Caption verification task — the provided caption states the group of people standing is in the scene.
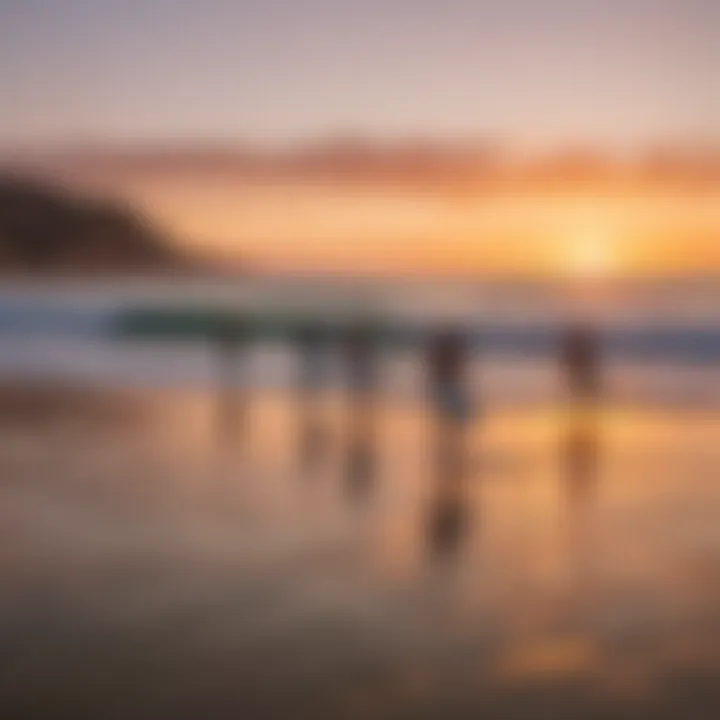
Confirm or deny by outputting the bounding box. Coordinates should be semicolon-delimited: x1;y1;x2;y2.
337;321;601;428
215;319;603;562
297;321;602;479
217;318;602;462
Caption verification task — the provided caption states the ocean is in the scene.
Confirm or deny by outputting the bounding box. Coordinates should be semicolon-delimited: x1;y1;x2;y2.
0;275;718;408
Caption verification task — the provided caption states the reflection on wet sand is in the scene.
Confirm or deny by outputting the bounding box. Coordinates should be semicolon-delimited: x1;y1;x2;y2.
298;412;327;475
562;409;600;513
2;380;720;719
344;407;376;502
558;403;602;608
426;417;474;562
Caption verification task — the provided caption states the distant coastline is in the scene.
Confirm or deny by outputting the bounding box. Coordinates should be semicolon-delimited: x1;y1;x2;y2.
0;172;206;276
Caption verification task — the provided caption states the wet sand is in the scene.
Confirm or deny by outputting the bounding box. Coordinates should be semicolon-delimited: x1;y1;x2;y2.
1;384;720;718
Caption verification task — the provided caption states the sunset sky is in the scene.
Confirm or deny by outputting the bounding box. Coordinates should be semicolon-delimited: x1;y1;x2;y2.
1;0;718;276
1;0;717;148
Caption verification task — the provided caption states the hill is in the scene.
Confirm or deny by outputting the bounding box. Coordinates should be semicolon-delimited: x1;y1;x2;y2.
0;174;183;273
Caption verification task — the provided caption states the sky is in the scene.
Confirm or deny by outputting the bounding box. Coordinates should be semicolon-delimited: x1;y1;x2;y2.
1;0;718;150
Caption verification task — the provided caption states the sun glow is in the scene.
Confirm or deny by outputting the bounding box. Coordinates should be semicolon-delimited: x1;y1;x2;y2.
564;226;617;281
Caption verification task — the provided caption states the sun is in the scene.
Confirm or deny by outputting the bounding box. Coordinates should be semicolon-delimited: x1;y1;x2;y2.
564;227;616;281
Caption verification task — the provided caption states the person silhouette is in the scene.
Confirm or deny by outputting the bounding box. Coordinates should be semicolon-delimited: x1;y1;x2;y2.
214;321;245;444
343;321;379;501
345;320;378;400
562;324;601;405
429;327;473;416
427;327;474;463
296;323;328;474
560;323;602;509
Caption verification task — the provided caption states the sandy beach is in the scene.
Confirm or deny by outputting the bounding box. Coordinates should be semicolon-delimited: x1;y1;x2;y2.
1;382;719;718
